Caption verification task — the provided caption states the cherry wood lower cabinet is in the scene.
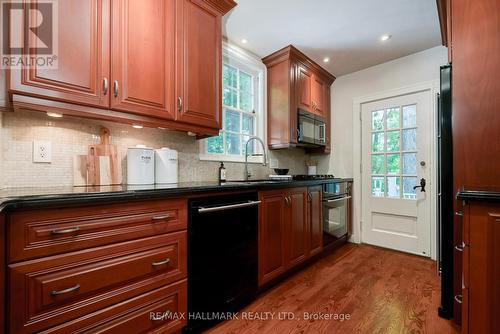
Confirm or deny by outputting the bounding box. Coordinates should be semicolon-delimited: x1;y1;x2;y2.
5;199;188;334
461;201;500;334
258;186;323;286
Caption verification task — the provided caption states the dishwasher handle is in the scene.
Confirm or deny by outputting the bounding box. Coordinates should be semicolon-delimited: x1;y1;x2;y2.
197;200;261;213
324;196;352;203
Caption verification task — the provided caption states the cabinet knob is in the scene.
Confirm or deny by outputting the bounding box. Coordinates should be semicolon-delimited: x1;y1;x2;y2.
113;80;119;97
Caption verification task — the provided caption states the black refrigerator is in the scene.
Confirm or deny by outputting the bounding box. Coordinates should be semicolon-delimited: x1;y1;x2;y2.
437;64;454;319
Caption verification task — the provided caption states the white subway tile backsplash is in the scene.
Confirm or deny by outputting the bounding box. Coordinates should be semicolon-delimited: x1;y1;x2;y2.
0;110;309;188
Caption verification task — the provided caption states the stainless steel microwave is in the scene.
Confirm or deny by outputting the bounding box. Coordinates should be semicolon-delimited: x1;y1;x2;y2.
297;109;326;146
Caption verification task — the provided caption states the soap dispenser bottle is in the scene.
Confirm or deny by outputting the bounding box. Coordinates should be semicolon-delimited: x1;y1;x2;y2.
219;162;226;183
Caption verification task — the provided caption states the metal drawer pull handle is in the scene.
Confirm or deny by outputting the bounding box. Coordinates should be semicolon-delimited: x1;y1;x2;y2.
197;200;261;213
51;226;80;235
51;283;80;296
113;80;119;97
454;294;462;304
103;77;108;95
455;242;465;252
152;214;171;221
325;196;352;203
178;96;183;112
455;211;463;216
152;258;170;267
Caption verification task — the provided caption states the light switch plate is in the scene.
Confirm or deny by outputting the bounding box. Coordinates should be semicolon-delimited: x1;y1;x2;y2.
269;158;278;169
33;140;52;163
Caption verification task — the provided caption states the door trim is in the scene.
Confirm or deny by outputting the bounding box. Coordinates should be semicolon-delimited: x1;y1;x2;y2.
351;80;439;259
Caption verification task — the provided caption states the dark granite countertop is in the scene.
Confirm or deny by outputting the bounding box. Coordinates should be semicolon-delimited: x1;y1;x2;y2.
456;186;500;202
0;178;353;212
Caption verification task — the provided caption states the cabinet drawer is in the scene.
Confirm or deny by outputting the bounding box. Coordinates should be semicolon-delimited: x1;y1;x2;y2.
8;198;187;262
40;279;187;334
9;232;187;334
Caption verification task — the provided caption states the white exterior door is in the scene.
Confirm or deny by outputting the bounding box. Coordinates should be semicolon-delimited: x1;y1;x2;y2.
361;91;431;256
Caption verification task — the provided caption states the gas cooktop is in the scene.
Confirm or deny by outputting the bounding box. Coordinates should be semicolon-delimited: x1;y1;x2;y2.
292;174;335;181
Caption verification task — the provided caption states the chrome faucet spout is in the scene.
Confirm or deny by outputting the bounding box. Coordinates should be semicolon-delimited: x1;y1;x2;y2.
244;137;267;180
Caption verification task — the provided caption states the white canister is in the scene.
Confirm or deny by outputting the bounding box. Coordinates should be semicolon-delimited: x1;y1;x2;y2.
155;147;178;184
127;145;155;185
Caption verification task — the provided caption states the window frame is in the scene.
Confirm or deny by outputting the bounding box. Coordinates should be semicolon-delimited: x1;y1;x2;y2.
199;42;266;164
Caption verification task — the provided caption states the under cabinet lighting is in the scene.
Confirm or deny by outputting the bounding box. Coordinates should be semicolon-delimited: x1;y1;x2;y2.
132;124;143;129
380;34;392;41
46;112;63;118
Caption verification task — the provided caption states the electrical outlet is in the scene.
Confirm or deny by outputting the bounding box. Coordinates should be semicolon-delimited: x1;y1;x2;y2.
33;140;52;163
269;158;278;169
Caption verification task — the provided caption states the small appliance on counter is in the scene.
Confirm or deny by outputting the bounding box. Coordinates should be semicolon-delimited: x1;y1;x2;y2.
127;145;155;185
306;160;318;175
155;147;178;184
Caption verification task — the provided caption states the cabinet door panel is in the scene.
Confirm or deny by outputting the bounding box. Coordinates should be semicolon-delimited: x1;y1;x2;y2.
176;0;221;129
297;66;312;113
287;188;308;267
468;204;500;334
309;186;323;256
311;74;325;116
111;0;175;119
258;191;286;286
9;0;110;108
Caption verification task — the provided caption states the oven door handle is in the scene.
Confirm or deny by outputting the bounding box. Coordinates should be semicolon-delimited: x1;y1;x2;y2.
324;196;351;203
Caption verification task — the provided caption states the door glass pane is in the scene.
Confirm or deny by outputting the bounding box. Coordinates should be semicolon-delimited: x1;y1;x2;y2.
372;110;384;131
372;177;385;197
403;105;417;128
206;133;224;154
403;177;418;199
386;131;400;151
387;176;401;198
387;154;401;174
386;107;400;129
403;153;417;174
402;129;417;151
371;155;385;174
226;133;241;155
225;110;240;132
372;132;385;152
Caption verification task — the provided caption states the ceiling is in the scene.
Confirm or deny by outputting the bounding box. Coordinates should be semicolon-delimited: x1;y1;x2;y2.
223;0;442;76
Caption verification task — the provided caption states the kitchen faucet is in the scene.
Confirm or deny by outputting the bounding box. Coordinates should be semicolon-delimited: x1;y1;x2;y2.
244;137;267;180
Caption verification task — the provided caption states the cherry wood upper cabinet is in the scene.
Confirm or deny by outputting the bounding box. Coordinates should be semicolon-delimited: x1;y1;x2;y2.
9;0;110;108
308;186;323;257
258;190;287;286
176;0;223;128
262;45;335;151
297;66;312;113
110;0;175;119
311;74;325;117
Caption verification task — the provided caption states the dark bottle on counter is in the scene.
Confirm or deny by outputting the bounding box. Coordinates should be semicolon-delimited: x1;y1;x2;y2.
219;162;226;183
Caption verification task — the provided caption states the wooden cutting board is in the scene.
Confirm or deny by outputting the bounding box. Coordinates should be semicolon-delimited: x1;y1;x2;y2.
73;127;122;186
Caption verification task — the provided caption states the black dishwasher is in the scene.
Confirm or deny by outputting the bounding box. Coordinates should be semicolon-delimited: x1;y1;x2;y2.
186;192;259;333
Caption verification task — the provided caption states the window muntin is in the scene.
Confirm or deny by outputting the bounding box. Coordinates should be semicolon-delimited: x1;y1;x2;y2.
371;104;418;199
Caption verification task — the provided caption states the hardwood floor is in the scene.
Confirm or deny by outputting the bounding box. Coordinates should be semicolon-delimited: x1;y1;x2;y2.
206;244;459;334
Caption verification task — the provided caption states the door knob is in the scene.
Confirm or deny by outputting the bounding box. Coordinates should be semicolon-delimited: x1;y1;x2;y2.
413;178;426;192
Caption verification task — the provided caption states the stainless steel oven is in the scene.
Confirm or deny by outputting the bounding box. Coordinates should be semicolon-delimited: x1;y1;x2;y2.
323;181;351;246
297;109;326;146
